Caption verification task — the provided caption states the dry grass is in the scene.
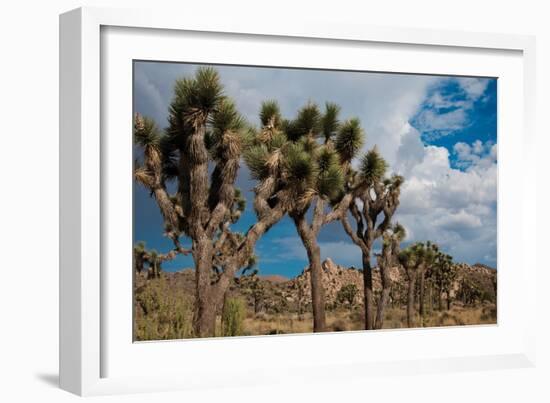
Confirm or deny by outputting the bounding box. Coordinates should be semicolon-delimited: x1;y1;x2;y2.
240;304;496;336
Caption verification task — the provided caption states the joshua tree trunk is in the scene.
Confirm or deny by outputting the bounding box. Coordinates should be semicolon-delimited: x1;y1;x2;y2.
193;295;217;338
406;270;417;328
294;213;326;332
428;283;433;313
438;287;443;311
374;274;391;329
308;241;326;332
374;225;404;329
134;254;144;274
362;252;374;330
192;238;218;337
418;269;426;323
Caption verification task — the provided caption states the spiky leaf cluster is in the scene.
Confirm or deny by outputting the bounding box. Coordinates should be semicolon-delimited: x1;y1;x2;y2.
383;222;407;247
392;222;407;242
260;100;282;128
174;67;223;114
243;144;270;180
210;99;246;135
243;101;289;182
283;103;322;141
167;67;225;139
316;147;344;200
134;114;161;148
206;99;248;161
134;241;146;253
321;102;341;143
284;142;317;185
335;118;365;163
360;146;388;183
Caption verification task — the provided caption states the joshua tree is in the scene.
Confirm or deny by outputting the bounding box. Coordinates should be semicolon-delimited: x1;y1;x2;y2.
246;101;363;332
133;241;177;279
238;268;265;314
147;250;161;279
430;252;456;310
374;223;406;329
133;242;147;274
458;277;482;307
339;147;404;330
398;242;437;327
134;68;290;337
417;242;439;321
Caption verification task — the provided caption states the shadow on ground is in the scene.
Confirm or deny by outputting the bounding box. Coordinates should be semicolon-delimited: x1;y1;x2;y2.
35;373;59;388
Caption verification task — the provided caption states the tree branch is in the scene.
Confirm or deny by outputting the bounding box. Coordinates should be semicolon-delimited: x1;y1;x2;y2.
322;193;354;225
341;215;368;254
205;203;228;238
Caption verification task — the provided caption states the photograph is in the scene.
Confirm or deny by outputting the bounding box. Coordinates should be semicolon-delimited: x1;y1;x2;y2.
132;61;498;341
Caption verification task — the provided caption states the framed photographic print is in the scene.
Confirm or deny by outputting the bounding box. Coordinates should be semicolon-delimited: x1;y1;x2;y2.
60;6;537;396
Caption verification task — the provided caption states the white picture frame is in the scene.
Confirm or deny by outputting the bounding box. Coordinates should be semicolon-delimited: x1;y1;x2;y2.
59;6;537;396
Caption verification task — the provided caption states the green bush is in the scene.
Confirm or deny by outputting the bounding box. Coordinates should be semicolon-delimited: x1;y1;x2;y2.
337;283;358;307
134;277;193;340
222;297;246;337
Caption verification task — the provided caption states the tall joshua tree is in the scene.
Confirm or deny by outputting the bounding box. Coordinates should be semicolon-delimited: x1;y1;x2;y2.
133;242;148;275
134;68;290;337
417;242;438;322
430;252;455;310
398;242;437;327
374;223;406;329
245;101;361;332
339;147;404;330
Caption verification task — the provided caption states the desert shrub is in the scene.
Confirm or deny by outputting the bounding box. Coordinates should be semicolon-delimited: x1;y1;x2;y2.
134;277;193;340
270;297;289;314
337;283;358;307
222;297;246;337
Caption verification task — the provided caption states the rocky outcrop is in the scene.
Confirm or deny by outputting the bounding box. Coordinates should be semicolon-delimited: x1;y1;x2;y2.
285;258;404;310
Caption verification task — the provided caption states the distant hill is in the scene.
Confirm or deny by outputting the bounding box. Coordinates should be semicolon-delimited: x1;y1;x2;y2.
259;274;289;283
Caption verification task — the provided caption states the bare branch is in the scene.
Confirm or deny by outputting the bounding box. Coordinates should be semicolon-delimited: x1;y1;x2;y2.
341;215;369;254
322;193;354;225
172;237;192;256
205;203;228;238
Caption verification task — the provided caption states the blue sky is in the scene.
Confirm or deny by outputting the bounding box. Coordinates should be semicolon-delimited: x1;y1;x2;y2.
133;61;497;277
